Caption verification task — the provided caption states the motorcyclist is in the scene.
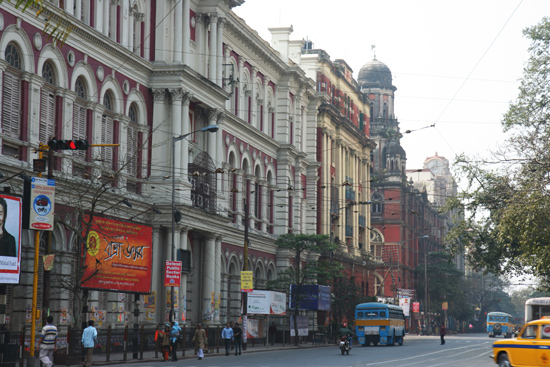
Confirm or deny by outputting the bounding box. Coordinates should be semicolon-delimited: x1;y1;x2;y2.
338;324;354;348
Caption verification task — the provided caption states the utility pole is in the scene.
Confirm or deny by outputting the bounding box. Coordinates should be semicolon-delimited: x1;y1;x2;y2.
424;251;428;334
241;198;249;350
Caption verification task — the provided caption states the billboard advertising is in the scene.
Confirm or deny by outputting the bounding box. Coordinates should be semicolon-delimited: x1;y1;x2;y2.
28;177;55;231
289;284;331;311
247;290;286;315
164;261;182;287
0;194;22;283
81;215;153;293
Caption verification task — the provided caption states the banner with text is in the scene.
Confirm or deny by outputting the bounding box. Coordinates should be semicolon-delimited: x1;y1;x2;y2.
164;261;182;287
81;215;153;293
247;290;286;315
241;271;253;292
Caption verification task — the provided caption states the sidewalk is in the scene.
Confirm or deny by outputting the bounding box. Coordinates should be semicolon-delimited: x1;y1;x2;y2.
84;341;332;366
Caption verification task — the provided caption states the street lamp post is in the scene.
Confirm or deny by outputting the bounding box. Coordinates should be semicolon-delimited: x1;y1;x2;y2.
170;125;218;321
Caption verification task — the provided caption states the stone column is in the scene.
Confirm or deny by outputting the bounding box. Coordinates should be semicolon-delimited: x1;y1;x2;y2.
251;66;258;128
206;109;219;161
103;0;110;36
182;0;191;65
263;78;270;134
96;0;104;34
181;92;193;182
202;236;216;324
214;236;222;323
238;57;245;120
196;13;205;75
174;0;183;63
234;169;243;224
170;89;183;181
208;13;218;83
65;0;75;15
128;6;135;50
217;18;226;87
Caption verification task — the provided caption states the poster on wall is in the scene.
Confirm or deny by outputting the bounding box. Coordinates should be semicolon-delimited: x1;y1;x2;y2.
80;215;153;293
0;194;22;284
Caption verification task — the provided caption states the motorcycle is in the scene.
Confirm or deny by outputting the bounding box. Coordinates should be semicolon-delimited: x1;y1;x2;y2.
339;339;351;355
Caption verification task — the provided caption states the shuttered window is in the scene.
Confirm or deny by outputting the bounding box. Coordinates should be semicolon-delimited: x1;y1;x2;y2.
127;122;138;177
2;43;22;146
73;78;87;162
39;89;56;143
102;92;114;168
2;71;21;139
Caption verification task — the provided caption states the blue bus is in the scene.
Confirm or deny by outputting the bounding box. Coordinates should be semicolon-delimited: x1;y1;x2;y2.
487;311;514;338
355;302;405;346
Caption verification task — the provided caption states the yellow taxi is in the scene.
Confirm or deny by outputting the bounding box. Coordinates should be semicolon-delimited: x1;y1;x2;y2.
491;317;550;366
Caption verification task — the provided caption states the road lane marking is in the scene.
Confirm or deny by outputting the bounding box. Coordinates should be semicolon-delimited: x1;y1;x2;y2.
366;343;492;365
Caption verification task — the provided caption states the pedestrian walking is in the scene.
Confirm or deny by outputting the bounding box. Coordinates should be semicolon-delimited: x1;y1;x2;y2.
192;323;207;360
170;321;181;361
159;324;171;361
440;322;446;345
268;322;277;346
233;322;242;355
81;320;97;367
39;316;57;367
221;322;234;356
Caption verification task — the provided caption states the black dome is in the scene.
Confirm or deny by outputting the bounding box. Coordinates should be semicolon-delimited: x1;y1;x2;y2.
358;59;393;88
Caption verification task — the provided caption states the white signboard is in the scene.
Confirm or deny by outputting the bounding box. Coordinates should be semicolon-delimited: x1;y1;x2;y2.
399;296;411;317
28;178;55;231
247;290;286;315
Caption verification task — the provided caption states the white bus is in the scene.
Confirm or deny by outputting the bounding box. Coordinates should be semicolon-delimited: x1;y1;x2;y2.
525;297;550;322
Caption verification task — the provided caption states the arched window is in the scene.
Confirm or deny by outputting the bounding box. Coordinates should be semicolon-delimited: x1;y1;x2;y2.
73;77;88;166
254;165;261;227
372;192;383;214
101;91;115;169
39;62;58;145
2;43;23;158
127;103;139;178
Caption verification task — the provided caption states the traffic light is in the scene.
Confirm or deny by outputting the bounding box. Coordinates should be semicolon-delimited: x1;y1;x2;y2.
48;139;89;150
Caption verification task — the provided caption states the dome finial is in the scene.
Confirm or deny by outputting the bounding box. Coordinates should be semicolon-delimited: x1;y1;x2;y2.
371;43;376;59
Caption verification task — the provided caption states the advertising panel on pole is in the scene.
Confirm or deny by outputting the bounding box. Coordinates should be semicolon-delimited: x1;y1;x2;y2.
80;215;153;293
289;284;331;310
290;315;309;336
247;290;286;315
412;302;420;313
0;194;22;284
164;261;182;287
399;296;411;317
27;177;56;231
240;270;253;292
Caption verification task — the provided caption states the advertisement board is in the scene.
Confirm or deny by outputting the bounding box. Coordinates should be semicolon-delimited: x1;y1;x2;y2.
247;290;286;315
27;177;55;231
0;194;22;283
290;315;309;336
289;284;331;311
80;215;153;293
412;302;420;313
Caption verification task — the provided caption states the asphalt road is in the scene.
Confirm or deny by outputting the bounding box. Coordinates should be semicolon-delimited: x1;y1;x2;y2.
121;333;497;367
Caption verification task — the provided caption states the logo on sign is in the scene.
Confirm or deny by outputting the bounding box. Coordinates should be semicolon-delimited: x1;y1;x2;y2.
33;195;51;216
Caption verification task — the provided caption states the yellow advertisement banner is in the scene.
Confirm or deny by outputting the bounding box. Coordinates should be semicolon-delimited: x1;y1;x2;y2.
241;271;253;292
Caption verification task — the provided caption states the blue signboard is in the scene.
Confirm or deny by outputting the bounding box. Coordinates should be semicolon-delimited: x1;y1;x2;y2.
289;284;331;311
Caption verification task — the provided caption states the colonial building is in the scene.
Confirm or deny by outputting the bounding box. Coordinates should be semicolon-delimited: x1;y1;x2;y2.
358;58;450;318
0;0;319;334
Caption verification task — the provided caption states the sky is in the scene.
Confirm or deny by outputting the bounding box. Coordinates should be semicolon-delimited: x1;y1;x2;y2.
233;0;550;173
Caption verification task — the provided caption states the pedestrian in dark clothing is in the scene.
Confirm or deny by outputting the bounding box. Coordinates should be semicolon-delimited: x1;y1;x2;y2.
221;322;234;356
233;322;242;355
440;322;446;345
269;322;277;346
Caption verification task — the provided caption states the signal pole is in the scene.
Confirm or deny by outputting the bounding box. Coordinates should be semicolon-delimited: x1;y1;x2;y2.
241;198;249;350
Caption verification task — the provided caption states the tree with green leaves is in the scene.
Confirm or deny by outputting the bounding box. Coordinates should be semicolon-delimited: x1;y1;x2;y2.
267;233;342;345
447;16;550;283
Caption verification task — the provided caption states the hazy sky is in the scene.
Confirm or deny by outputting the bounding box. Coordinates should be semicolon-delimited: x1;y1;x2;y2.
234;0;549;173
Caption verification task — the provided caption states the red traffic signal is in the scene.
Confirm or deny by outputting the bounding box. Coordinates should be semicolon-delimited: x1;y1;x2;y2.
48;139;89;150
